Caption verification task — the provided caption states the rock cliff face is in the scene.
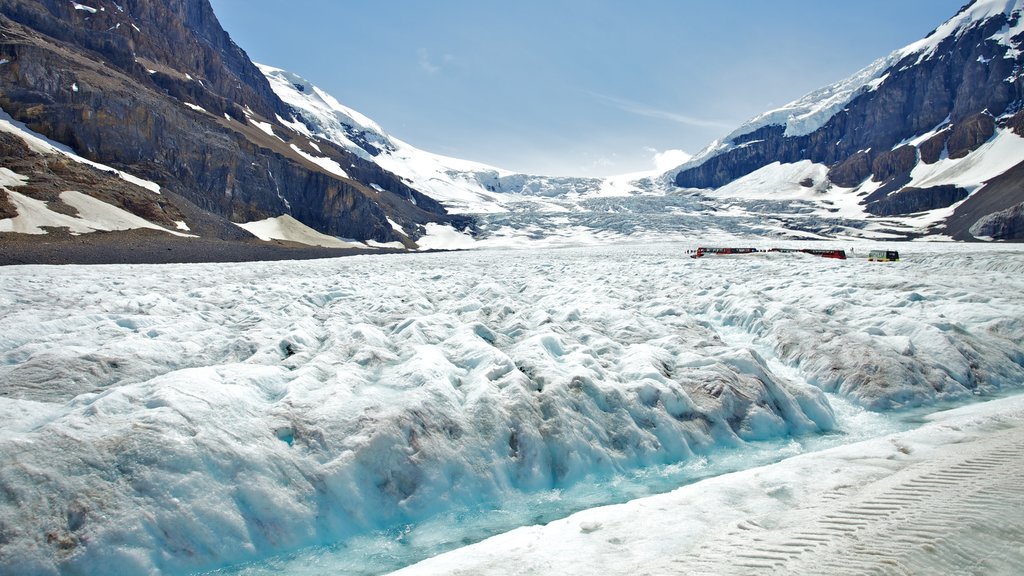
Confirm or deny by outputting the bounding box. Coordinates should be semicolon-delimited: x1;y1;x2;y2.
673;0;1024;240
0;0;465;246
970;201;1024;237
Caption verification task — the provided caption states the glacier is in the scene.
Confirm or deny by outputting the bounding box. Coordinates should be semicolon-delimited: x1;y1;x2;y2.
392;391;1024;576
1;242;1023;575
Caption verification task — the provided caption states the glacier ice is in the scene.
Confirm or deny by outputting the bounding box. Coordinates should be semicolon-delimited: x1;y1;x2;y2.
0;243;1022;574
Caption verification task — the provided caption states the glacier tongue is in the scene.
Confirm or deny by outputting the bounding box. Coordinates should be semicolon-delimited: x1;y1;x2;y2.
1;244;1023;574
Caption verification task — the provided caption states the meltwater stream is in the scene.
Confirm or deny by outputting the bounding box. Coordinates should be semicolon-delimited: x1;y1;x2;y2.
205;394;928;576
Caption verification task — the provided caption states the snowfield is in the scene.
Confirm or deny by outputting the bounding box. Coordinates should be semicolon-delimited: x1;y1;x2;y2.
1;243;1023;575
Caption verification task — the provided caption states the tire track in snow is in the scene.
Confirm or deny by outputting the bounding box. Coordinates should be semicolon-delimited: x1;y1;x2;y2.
676;430;1024;575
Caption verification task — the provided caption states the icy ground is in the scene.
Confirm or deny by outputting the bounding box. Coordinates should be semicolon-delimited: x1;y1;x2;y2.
1;243;1023;575
395;391;1024;576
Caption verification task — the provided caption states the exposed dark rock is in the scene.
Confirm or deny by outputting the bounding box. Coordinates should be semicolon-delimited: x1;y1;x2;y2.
864;185;968;217
947;112;996;159
0;0;469;252
0;189;16;220
1004;109;1024;136
862;171;914;205
969;202;1024;239
0;129;186;227
944;158;1024;240
675;124;799;190
871;145;918;183
675;9;1024;194
670;6;1024;241
827;150;872;188
0;0;285;120
919;129;949;164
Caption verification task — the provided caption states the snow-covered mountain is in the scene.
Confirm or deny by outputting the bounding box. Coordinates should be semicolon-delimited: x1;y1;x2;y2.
671;0;1024;241
261;65;707;248
6;0;1020;261
260;65;658;213
0;0;469;260
254;0;1024;245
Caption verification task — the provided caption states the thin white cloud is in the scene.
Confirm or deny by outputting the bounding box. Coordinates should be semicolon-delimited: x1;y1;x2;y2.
417;48;454;75
591;92;733;129
418;48;440;74
582;155;617;173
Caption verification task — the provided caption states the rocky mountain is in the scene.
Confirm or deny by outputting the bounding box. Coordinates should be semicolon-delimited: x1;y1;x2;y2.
670;0;1024;241
0;0;469;258
258;0;1024;246
3;0;1022;261
259;65;618;216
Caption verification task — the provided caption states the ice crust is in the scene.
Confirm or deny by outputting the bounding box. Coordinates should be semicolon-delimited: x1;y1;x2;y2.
394;391;1024;576
1;244;1022;574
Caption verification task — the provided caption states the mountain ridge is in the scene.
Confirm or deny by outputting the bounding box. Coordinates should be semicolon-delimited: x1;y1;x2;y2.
255;0;1024;244
2;0;1023;265
0;0;469;257
669;0;1024;240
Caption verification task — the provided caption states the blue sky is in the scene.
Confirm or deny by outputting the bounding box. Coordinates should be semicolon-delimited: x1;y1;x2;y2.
209;0;967;177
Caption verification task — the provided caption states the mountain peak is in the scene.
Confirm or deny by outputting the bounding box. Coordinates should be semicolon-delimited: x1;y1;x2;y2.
900;0;1023;62
671;0;1024;240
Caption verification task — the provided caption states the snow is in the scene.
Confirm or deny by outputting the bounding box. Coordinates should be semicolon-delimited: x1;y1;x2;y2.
0;190;190;236
236;214;358;248
1;190;100;234
0;115;175;237
670;128;1024;240
385;218;408;238
737;52;901;140
264;57;992;242
898;0;1023;64
247;4;1021;245
288;143;349;179
248;117;277;138
708;160;830;200
364;239;406;250
895;115;951;148
59;191;190;236
0;166;29;188
1;243;1022;575
0;107;162;194
670;0;1024;179
257;65;389;151
414;222;478;250
72;2;98;13
257;64;619;214
183;102;207;113
908;127;1024;192
395;392;1024;576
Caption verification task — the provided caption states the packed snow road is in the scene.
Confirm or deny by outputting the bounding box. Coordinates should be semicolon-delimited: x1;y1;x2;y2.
0;243;1022;575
